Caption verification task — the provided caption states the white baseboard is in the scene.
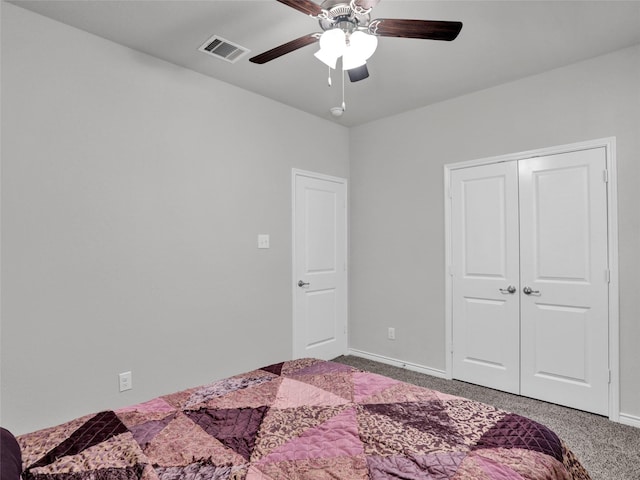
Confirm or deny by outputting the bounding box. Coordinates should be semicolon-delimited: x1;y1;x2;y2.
347;349;448;379
618;412;640;429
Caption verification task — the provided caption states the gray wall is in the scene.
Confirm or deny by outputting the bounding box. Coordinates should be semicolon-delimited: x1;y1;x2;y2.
349;44;640;419
0;4;349;434
2;3;639;435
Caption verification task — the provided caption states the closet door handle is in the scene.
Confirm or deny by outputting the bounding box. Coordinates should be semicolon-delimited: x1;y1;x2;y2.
499;285;517;294
523;286;540;295
298;280;310;288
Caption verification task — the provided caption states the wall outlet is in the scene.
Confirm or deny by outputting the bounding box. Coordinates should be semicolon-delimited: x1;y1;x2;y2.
119;371;132;392
257;234;270;249
388;327;396;340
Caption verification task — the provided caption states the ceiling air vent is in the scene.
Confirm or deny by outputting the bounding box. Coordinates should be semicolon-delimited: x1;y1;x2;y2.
198;35;250;63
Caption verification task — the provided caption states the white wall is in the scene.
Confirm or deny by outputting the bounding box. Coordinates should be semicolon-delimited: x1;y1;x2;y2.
349;44;640;419
0;4;349;434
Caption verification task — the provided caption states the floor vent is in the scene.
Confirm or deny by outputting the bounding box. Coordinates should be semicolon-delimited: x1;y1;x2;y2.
198;35;250;63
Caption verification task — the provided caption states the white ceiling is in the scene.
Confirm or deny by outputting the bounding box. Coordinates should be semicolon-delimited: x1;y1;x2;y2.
9;0;640;126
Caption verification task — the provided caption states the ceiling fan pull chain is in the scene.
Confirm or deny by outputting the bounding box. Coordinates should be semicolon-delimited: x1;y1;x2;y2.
342;66;346;111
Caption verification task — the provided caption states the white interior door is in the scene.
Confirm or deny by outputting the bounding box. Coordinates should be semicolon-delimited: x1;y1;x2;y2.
293;170;347;360
519;149;609;415
451;162;520;394
450;147;610;415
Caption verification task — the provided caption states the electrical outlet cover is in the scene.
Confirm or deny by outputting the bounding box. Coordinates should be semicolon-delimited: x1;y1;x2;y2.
119;371;132;392
257;234;270;249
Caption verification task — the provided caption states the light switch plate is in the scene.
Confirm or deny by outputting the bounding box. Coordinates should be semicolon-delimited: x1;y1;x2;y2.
258;234;270;249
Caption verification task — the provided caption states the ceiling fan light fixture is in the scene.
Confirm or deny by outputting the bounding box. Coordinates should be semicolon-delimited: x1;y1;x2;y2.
316;28;378;70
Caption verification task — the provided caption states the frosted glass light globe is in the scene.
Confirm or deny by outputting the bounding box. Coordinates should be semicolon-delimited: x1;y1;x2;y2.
342;47;366;70
319;29;347;57
349;31;378;60
314;29;347;69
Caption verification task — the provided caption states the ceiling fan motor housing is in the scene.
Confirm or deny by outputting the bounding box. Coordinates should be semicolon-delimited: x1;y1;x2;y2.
318;1;371;33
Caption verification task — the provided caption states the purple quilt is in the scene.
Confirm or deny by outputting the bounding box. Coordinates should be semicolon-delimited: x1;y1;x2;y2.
18;358;591;480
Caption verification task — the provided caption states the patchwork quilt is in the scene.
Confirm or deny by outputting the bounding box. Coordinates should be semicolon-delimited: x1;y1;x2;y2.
18;358;591;480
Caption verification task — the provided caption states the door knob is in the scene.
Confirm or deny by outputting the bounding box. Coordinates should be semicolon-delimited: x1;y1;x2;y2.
523;286;540;295
298;280;310;287
499;285;517;294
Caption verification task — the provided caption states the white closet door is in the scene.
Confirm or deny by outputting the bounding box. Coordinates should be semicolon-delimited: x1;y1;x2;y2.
519;149;609;415
451;162;521;394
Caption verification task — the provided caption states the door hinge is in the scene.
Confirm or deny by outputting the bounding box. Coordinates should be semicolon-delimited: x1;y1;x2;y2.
606;269;611;283
608;370;612;384
603;169;609;183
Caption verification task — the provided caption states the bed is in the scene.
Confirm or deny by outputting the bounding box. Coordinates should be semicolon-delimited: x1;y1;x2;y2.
17;358;591;480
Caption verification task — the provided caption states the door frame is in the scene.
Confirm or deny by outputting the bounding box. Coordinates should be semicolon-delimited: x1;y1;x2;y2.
444;137;619;421
291;168;348;360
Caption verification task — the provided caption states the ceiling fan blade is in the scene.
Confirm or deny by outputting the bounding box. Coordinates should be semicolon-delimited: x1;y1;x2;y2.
347;64;370;82
276;0;323;17
369;19;463;41
352;0;381;10
249;34;319;64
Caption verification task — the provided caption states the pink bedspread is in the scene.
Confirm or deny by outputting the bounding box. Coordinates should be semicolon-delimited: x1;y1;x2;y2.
18;358;591;479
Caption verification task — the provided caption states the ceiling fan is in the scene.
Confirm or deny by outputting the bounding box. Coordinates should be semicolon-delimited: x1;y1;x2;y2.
249;0;463;82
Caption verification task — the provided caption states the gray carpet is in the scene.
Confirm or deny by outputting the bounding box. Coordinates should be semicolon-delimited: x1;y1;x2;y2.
333;355;640;480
